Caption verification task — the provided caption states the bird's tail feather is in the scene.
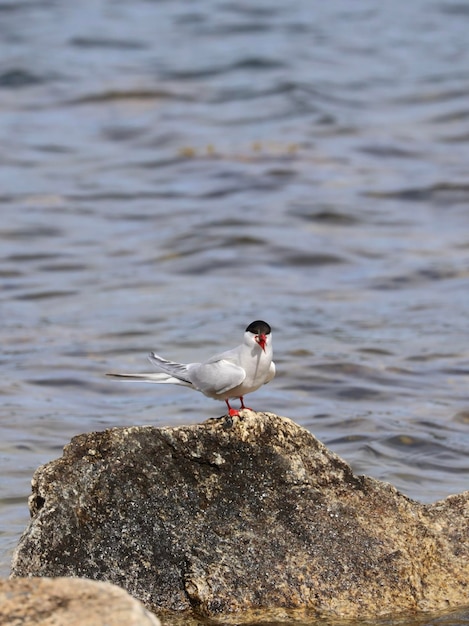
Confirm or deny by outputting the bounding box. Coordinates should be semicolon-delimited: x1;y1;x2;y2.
106;372;191;386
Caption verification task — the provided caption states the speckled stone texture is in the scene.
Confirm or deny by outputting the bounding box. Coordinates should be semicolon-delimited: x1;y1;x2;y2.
0;577;161;626
10;412;469;623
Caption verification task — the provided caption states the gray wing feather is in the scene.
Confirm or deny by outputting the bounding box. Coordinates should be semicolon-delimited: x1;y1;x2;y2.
188;359;246;395
148;352;192;384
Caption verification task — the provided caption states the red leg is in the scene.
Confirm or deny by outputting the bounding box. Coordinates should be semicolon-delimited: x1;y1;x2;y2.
225;399;239;417
239;397;252;411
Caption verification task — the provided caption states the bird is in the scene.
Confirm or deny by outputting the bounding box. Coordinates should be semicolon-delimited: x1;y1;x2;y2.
107;320;275;416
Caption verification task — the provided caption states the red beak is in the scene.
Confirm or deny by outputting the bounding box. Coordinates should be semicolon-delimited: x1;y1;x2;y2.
256;334;267;352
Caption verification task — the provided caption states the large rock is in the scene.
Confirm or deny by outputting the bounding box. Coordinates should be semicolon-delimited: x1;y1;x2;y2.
11;412;469;623
0;577;160;626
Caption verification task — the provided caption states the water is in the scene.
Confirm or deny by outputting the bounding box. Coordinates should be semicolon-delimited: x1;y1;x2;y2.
1;0;469;623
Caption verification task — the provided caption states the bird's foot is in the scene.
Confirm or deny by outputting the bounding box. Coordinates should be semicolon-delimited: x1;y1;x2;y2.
226;399;254;416
239;397;252;411
225;400;239;417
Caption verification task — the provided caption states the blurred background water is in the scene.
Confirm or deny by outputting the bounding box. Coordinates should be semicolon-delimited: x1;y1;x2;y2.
1;0;469;623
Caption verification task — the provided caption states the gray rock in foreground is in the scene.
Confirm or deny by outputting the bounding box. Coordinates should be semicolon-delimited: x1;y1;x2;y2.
0;577;161;626
11;412;469;623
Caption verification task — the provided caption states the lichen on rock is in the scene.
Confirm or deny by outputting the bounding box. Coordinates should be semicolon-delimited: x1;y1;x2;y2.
10;412;469;623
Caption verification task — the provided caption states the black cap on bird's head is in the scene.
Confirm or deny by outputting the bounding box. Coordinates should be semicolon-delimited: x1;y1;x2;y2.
246;320;271;352
246;320;271;335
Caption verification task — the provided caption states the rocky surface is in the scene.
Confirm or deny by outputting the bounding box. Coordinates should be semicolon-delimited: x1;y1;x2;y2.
10;412;469;623
0;576;160;626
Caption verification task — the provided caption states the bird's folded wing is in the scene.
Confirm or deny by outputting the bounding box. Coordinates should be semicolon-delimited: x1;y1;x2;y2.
188;359;246;395
265;361;276;384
